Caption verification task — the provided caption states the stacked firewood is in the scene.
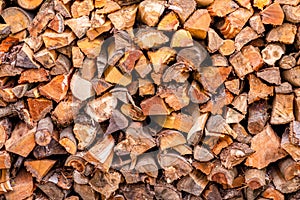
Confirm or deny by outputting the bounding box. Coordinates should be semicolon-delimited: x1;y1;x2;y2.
0;0;299;199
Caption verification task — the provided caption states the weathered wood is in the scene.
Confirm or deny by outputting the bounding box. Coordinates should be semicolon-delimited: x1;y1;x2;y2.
278;157;300;181
208;162;237;186
34;49;57;69
207;0;239;17
71;0;94;18
48;13;65;33
262;187;285;200
65;16;91;39
27;98;53;121
16;43;40;69
157;11;180;31
42;29;76;50
108;5;138;30
229;52;253;79
271;166;300;194
35;117;53;146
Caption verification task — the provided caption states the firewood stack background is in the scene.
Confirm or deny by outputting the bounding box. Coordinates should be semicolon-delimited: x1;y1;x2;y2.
0;0;299;199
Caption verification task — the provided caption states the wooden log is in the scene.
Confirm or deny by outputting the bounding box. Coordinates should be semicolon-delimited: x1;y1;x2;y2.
39;74;69;102
184;9;211;39
71;0;94;18
282;5;300;23
33;139;67;159
4;170;33;200
154;182;181;200
266;23;297;45
52;99;80;127
193;145;214;162
77;37;102;59
27;98;53;121
169;0;195;23
229;52;253;79
281;128;300;161
220;142;254;169
107;5;138;30
262;44;285;66
86;20;112;40
119;50;143;73
261;3;284;25
34;49;57;69
245;169;266;190
207;0;239;17
158;130;186;151
5;122;36;157
135;28;169;50
278;157;300;181
219;39;235;56
72;46;84;68
218;8;253;39
253;0;272;9
18;68;49;84
262;187;284;200
248;74;273;105
138;0;165;26
65;16;91;39
235;27;259;51
271;166;300;194
89;170;121;198
1;7;32;34
27;0;55;37
158;153;193;183
70;72;95;101
85;92;117;122
289;121;300;147
279;55;296;70
206;115;237;139
48;13;65;33
208;162;238;186
54;0;71;18
0;118;11;150
141;96;171;115
42;29;76;50
16;43;40;69
245;124;287;169
249;14;265;34
270;94;294;125
35;117;53;146
17;0;43;10
177;170;209;196
37;182;64;200
157;11;180;31
283;66;300;87
74;183;99;200
24;159;56;181
247;100;269;135
96;0;121;14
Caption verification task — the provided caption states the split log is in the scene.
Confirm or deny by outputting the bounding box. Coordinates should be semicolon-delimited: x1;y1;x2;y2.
248;74;274;104
52;99;80;127
177;170;209;196
70;72;95;101
135;28;169;50
279;55;296;70
234;27;259;51
5;122;36;157
154;182;182;200
169;0;195;23
257;67;281;85
71;0;94;18
28;0;55;37
219;39;235;56
34;49;57;69
158;153;193;183
220;142;254;169
77;37;102;59
16;43;40;69
248;100;269;135
266;23;297;44
184;9;211;39
270;94;294;125
281;128;300;161
229;52;253;79
261;3;284;25
138;0;165;26
89;170;121;198
1;7;32;34
282;5;300;23
54;0;71;18
37;182;64;200
207;0;239;17
245;124;287;169
4;170;33;200
96;0;120;14
157;11;180;31
24;159;56;181
107;5;138;30
262;187;284;200
0;118;11;149
72;46;84;68
65;16;91;39
42;29;76;50
74;183;99;200
249;14;265;34
39;74;69;102
18;68;49;84
33;139;67;159
193;145;214;162
241;45;264;71
282;66;300;87
48;13;65;33
27;98;53;121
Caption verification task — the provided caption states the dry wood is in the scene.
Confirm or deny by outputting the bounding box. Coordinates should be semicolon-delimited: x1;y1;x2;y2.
48;13;65;33
77;37;102;59
208;162;237;186
157;11;180;31
35;117;53;146
229;52;253;79
279;55;296;70
169;0;195;23
245;125;287;169
207;0;239;17
184;9;211;39
71;0;94;18
270;94;294;125
1;7;32;34
245;169;266;190
4;170;33;200
42;29;76;50
39;74;69;102
278;157;300;181
95;0;120;14
267;23;297;44
248;74;274;104
261;3;284;25
24;159;56;181
16;43;40;69
108;5;138;30
138;0;165;26
34;49;57;69
5;122;36;157
271;166;300;194
262;187;284;200
65;16;91;39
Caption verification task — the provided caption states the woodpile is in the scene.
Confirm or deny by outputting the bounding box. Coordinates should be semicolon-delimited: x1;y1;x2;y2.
0;0;299;199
